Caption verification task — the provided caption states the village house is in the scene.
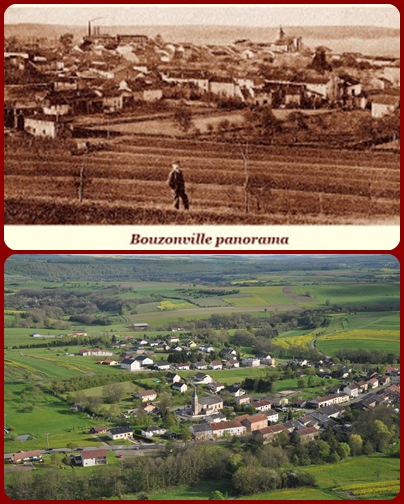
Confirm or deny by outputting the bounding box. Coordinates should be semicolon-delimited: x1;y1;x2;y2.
267;396;289;407
135;355;154;366
167;335;180;343
194;361;208;370
165;372;181;383
210;420;246;438
89;425;107;435
235;395;251;406
198;346;214;353
172;382;188;393
176;363;190;371
190;423;213;440
242;357;260;367
207;381;225;393
141;403;159;415
108;427;133;440
24;114;72;139
306;393;349;409
12;450;42;464
250;399;272;412
252;424;289;443
219;348;237;359
187;340;198;348
141;426;166;438
378;375;391;386
224;384;246;397
120;358;141;372
79;449;107;467
99;360;119;366
135;390;157;402
264;410;279;423
209;360;223;370
238;413;268;432
368;377;379;389
203;412;226;423
79;349;113;357
343;383;359;398
296;426;320;443
256;354;276;366
385;366;399;375
370;94;400;118
154;361;171;370
225;359;240;368
193;373;213;384
356;381;369;392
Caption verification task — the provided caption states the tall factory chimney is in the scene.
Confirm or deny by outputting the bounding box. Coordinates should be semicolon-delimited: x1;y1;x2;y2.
88;21;92;39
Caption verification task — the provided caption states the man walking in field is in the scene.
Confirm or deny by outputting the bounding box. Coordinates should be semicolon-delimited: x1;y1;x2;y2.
167;161;189;210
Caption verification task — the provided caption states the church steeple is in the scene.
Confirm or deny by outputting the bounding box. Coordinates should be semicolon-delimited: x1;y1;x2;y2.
191;386;198;416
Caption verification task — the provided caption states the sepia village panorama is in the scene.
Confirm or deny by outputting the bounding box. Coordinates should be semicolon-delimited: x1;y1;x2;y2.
4;8;400;225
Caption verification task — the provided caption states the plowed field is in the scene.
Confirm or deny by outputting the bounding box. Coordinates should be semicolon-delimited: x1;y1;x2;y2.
4;135;400;224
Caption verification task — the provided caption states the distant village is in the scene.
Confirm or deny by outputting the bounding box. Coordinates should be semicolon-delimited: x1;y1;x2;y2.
4;24;401;139
13;325;400;467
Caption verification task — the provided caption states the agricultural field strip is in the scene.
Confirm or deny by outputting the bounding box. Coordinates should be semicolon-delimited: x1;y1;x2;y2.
5;177;399;205
5;155;400;176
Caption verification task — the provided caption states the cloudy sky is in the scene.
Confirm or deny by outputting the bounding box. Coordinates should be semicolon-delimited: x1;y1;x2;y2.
4;4;400;28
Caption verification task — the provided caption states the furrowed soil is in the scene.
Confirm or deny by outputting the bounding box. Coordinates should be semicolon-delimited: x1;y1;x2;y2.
4;135;400;224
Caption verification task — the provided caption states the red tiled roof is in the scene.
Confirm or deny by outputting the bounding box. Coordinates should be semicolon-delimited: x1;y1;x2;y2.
81;449;107;459
210;421;243;430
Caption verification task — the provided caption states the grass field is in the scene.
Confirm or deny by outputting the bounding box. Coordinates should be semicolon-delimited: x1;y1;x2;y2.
145;479;235;500
242;455;400;500
4;134;399;225
290;284;399;307
4;383;104;452
316;329;400;356
273;311;400;354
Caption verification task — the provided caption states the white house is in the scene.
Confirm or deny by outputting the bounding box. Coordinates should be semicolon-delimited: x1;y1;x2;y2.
198;346;214;353
210;421;246;438
194;361;208;370
79;349;113;357
343;383;359;398
79;449;107;467
265;411;279;423
165;372;181;383
225;359;240;368
172;382;188;393
242;357;260;367
108;427;133;440
250;399;272;412
121;358;141;372
24;115;60;139
135;390;158;402
154;362;171;371
207;381;225;393
176;363;190;370
141;426;166;438
135;355;154;366
371;94;400;118
209;360;223;370
193;373;213;384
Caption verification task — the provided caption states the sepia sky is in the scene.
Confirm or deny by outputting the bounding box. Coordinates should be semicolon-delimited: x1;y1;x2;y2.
4;4;400;29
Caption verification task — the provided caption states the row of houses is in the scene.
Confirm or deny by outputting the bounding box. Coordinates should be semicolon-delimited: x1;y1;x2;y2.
119;353;275;373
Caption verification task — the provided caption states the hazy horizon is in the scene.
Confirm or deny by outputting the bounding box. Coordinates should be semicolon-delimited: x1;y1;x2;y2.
4;4;400;29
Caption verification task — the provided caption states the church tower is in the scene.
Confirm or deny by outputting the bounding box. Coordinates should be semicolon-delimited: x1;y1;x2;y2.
191;386;199;416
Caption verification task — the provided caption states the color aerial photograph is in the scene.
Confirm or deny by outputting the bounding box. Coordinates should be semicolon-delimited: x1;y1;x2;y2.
3;254;400;500
3;4;400;225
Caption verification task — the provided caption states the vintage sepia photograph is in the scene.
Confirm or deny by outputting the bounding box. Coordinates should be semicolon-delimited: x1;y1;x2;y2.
3;253;400;499
4;4;400;227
